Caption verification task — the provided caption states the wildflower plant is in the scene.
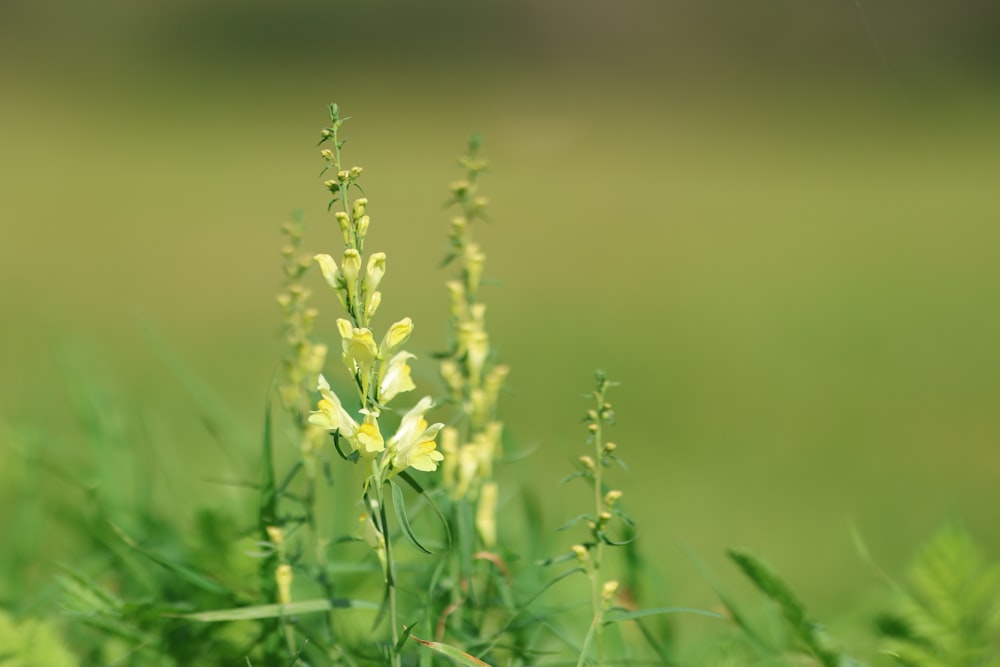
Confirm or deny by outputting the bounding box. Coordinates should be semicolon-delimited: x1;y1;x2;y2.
562;372;634;667
303;103;451;667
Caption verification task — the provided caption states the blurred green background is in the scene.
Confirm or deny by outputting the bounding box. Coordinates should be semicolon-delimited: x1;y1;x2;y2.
2;0;999;626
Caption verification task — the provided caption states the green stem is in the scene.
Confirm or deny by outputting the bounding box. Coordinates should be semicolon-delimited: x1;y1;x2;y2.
589;383;607;667
376;481;402;667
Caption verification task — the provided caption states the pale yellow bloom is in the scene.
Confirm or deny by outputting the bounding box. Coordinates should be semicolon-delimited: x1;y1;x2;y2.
446;280;467;321
475;481;498;548
378;351;416;403
355;409;385;455
275;564;293;605
464;243;486;294
364;252;386;294
341;249;362;302
365;290;382;320
454;444;481;499
337;319;378;377
388;396;445;473
466;328;490;385
308;374;359;437
380;317;413;357
314;253;342;289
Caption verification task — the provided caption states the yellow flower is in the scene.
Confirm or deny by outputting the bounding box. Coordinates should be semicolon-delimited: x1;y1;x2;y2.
275;564;293;605
364;252;386;294
355;409;385;455
337;319;378;378
379;317;413;357
389;396;445;473
314;253;341;289
475;481;498;548
341;249;362;303
378;351;416;403
308;374;359;437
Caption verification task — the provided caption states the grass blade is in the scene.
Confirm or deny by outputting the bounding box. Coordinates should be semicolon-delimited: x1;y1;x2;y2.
182;598;379;622
412;636;494;667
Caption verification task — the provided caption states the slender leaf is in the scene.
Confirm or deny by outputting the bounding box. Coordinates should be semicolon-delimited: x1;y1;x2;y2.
182;598;379;622
412;636;494;667
603;606;725;624
108;522;229;595
399;470;452;548
390;479;433;555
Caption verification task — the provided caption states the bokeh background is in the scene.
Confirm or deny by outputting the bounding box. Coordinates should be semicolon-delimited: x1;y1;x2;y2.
2;0;999;629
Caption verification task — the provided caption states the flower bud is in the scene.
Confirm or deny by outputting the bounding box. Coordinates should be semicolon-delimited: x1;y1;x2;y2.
464;243;486;294
380;317;413;356
341;249;362;302
276;564;293;605
314;253;342;290
353;197;368;220
475;481;498;548
364;252;386;294
365;290;382;319
571;544;589;562
357;214;370;237
604;489;623;506
601;580;619;605
334;211;351;244
578;455;595;472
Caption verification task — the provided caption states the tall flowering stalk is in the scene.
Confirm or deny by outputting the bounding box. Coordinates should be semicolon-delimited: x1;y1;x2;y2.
307;104;446;667
569;372;627;667
438;135;509;540
435;137;512;640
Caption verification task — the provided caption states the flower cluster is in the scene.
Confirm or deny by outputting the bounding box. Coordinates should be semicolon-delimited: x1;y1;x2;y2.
437;136;509;548
306;104;445;483
275;214;329;475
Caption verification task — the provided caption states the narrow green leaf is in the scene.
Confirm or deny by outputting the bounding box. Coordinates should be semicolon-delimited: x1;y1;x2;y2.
603;606;725;624
390;479;433;554
412;636;494;667
399;470;452;548
728;548;843;667
182;598;379;622
599;530;639;547
537;551;581;567
108;522;228;595
258;395;277;529
556;514;592;532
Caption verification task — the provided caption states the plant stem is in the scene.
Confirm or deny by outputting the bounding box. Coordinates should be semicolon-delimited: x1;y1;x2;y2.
377;481;402;667
591;408;606;667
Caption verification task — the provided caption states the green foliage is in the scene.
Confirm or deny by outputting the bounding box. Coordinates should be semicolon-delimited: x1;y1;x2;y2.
875;525;1000;667
0;610;77;667
727;548;863;667
2;102;998;667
